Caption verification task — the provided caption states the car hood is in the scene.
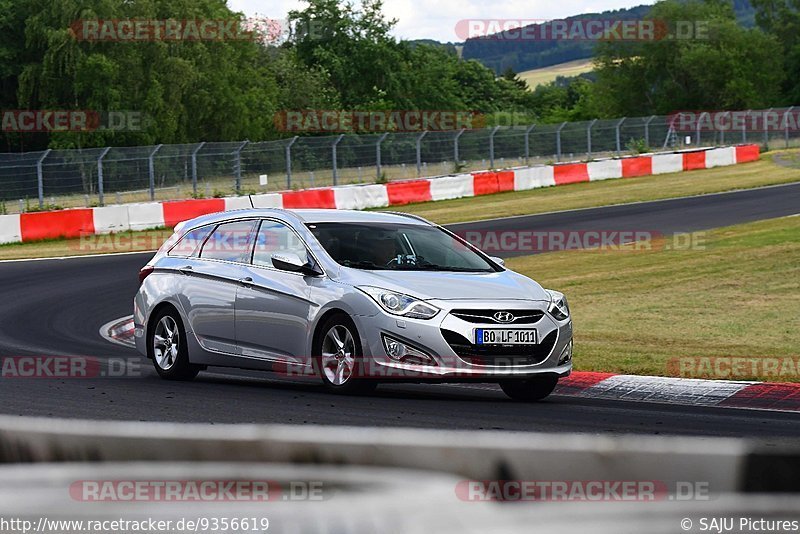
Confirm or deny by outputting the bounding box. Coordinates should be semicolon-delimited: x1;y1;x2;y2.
341;269;550;301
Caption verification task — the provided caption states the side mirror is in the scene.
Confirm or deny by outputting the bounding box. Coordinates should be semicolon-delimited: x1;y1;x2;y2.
489;255;505;267
272;253;322;276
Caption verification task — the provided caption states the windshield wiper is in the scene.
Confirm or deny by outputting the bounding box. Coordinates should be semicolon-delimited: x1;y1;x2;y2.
341;260;388;270
395;262;489;272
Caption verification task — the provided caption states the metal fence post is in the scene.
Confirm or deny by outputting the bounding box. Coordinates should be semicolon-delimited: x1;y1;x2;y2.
555;122;567;162
719;112;728;145
233;141;248;194
695;112;708;146
615;117;626;155
764;108;773;150
96;147;111;207
148;144;162;201
453;129;465;167
35;149;51;209
524;124;535;165
785;107;794;149
285;136;298;189
376;132;389;181
332;134;344;185
191;142;205;196
488;126;500;168
644;116;655;148
742;110;750;143
586;119;597;160
416;131;429;176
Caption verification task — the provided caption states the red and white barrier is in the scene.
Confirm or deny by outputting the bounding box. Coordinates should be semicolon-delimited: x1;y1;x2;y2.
0;144;760;244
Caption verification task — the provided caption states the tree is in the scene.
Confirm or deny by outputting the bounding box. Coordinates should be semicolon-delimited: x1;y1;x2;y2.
751;0;800;101
2;0;338;150
592;0;784;116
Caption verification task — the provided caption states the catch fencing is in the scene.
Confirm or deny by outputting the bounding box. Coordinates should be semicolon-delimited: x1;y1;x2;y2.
0;107;792;213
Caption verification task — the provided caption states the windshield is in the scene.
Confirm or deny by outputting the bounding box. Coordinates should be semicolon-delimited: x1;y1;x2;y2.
306;222;498;272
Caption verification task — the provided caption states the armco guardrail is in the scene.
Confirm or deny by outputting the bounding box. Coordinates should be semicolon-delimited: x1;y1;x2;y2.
0;144;760;245
0;414;797;493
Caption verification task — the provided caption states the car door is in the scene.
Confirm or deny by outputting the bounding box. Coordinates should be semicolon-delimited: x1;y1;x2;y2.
235;219;316;363
176;219;256;355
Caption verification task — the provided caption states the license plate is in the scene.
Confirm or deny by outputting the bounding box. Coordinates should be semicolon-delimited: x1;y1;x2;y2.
475;329;538;345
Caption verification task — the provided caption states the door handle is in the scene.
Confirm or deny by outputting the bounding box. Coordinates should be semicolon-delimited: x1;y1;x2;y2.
178;265;193;274
239;277;254;286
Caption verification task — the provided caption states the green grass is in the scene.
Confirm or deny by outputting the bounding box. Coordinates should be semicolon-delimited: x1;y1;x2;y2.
517;59;594;89
0;228;172;261
506;215;800;382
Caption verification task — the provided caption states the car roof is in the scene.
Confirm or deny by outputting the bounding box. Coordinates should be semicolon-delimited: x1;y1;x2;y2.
292;209;430;225
178;208;431;231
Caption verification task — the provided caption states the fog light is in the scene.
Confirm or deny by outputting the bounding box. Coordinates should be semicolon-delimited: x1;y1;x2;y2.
558;339;573;365
382;335;434;365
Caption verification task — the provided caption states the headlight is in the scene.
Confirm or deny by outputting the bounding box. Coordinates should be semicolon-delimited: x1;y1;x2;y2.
358;286;440;319
546;289;570;321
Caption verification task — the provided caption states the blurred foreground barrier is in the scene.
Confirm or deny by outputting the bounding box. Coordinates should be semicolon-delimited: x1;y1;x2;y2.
0;415;798;493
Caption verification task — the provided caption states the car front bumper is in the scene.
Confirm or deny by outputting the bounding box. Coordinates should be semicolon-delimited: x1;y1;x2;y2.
352;300;573;381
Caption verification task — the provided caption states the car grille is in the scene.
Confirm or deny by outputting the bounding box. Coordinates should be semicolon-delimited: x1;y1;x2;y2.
449;309;545;325
441;329;557;367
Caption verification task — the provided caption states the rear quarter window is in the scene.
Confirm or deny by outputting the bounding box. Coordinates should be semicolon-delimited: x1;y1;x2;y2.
167;225;214;257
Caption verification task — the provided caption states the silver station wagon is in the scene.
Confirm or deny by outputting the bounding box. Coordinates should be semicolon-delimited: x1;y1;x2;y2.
134;209;573;401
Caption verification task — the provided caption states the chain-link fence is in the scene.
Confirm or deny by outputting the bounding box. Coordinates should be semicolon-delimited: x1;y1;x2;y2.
0;108;794;213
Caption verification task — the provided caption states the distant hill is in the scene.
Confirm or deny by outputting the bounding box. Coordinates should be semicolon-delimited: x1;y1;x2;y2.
458;0;755;73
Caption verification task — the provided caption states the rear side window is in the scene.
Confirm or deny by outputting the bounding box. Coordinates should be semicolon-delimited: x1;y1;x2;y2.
199;220;257;263
168;225;214;257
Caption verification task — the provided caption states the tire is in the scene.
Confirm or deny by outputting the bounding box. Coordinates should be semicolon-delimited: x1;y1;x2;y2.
315;313;377;395
148;307;200;381
499;375;558;402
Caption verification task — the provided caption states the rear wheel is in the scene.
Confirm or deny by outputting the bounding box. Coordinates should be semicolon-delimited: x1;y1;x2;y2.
316;314;376;395
499;376;558;402
149;308;199;381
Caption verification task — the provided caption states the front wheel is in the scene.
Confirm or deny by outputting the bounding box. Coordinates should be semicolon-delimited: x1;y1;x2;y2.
499;376;558;402
149;308;200;381
316;314;376;395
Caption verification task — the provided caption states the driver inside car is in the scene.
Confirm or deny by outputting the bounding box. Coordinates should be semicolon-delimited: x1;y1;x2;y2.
364;230;400;266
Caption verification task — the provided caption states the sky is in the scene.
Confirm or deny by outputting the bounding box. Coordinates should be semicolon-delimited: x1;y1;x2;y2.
228;0;656;42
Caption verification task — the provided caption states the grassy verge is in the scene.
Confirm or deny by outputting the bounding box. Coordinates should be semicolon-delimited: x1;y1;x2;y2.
0;228;172;261
507;215;800;382
0;151;797;261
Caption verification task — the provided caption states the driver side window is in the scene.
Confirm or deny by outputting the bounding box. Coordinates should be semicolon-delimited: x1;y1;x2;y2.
252;220;309;268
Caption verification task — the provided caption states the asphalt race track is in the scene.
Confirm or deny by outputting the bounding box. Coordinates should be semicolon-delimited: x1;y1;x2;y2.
0;183;798;438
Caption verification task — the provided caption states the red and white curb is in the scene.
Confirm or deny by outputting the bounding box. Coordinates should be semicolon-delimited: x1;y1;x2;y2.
0;145;760;245
102;316;798;413
558;372;800;413
99;315;135;348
